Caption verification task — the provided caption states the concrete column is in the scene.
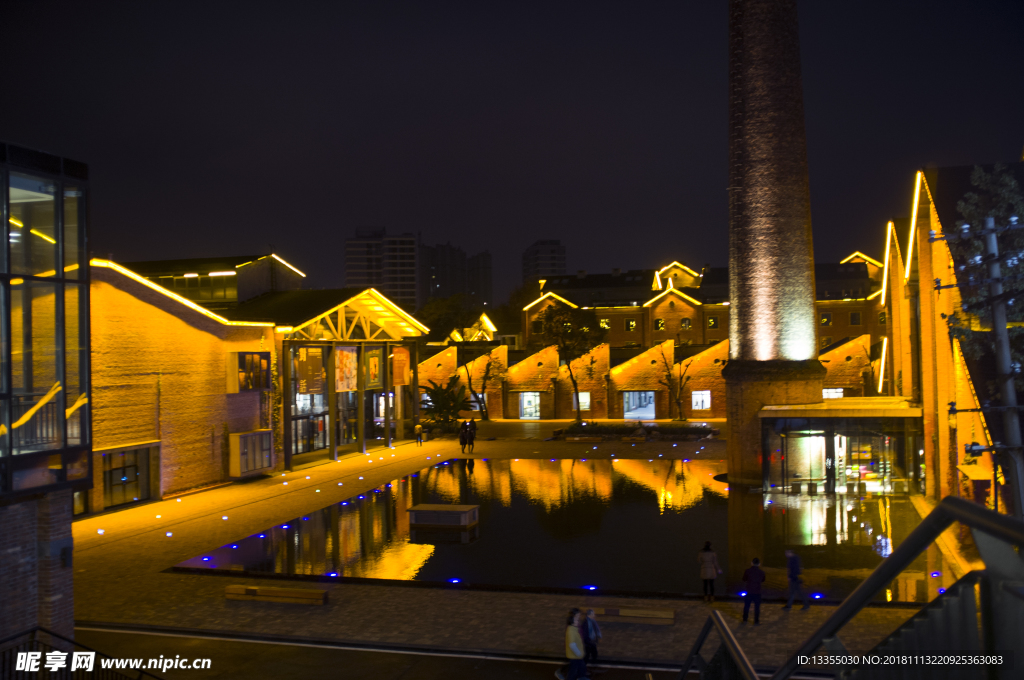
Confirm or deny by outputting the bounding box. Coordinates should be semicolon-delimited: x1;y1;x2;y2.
282;342;293;471
357;344;366;454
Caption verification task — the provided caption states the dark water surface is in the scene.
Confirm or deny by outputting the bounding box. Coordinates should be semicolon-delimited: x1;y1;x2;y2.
177;457;951;602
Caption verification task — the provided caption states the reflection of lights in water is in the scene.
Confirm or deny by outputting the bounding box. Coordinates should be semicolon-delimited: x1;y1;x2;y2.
874;536;892;558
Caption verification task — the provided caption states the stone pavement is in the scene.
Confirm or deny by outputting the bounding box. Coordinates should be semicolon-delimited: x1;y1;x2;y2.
72;437;914;672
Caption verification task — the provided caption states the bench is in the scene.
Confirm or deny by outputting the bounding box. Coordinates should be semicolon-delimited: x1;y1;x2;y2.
589;606;675;625
621;436;647;442
225;585;328;605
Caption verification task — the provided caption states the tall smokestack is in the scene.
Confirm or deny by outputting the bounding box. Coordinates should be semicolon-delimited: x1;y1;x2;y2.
728;0;816;360
723;0;826;488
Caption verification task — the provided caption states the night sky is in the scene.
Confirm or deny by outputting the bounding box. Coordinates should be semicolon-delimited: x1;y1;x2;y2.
1;1;1021;302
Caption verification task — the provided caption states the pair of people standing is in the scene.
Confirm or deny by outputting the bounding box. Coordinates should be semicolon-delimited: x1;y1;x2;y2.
557;608;601;680
459;418;476;454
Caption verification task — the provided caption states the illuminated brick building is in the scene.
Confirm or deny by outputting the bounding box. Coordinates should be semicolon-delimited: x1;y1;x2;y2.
83;254;426;516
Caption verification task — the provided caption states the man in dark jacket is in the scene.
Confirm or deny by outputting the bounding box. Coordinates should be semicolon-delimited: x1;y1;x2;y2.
742;558;767;624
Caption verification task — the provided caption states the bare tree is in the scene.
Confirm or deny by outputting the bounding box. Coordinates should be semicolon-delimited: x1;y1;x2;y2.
462;350;500;421
657;343;693;421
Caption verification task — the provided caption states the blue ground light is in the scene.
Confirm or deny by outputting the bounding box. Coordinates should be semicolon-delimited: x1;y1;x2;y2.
583;586;597;591
449;578;461;584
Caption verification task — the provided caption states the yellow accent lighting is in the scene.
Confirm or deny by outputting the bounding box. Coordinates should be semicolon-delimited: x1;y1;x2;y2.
642;286;703;308
271;253;306;278
90;259;274;327
479;313;498;333
904;171;923;282
523;292;579;311
183;273;199;278
538;279;547;291
840;251;883;268
866;289;882;300
66;393;88;418
9;216;24;228
208;271;236;277
881;221;895;302
877;337;888;394
10;278;23;285
30;229;56;244
657;261;700;278
275;326;294;333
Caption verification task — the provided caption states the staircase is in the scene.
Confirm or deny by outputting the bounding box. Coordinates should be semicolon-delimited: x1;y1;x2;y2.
679;497;1024;680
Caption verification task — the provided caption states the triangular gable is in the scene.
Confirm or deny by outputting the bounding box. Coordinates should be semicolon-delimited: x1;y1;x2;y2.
643;281;702;307
523;291;579;311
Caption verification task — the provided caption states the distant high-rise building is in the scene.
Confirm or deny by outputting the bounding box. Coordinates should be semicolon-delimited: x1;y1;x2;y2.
419;243;493;308
522;239;566;285
467;250;493;307
344;229;419;310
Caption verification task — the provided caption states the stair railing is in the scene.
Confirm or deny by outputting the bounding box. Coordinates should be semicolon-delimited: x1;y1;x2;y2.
769;495;1024;680
679;609;760;680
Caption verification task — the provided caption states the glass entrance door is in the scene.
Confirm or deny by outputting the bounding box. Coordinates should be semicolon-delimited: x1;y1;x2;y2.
519;392;540;419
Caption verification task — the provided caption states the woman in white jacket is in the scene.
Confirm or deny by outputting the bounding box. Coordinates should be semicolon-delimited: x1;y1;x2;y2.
698;541;723;602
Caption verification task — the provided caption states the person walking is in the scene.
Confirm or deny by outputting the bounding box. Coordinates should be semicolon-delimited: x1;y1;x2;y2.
742;557;766;624
467;418;477;454
698;541;723;602
583;609;602;666
458;420;468;454
783;549;810;610
414;422;423;446
555;609;587;680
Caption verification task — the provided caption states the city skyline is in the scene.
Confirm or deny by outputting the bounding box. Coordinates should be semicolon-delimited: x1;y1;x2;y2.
1;2;1021;304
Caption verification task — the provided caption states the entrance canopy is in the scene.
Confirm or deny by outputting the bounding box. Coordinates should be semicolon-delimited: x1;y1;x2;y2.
758;396;922;419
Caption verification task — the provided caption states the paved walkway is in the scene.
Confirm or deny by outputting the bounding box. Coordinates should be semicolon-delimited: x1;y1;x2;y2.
72;437;914;672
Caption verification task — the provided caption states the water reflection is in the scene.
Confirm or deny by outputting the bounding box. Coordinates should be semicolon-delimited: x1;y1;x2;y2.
178;457;948;601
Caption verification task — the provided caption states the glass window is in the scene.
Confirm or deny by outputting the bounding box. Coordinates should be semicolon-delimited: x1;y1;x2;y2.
850;312;862;326
531;320;542;334
821;336;833;347
654;318;665;331
707;316;719;329
11;280;63;454
820;312;833;326
9;173;58;277
626;319;637;331
65;283;88;447
681;318;691;330
878;311;887;325
103;448;150;508
599;318;610;330
63;186;82;279
691;390;711;410
573;392;591;411
823;388;844;399
238;352;270;390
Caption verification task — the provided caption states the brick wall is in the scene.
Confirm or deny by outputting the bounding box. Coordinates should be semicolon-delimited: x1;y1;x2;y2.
679;340;730;419
0;489;74;640
505;345;559;418
821;334;874;396
91;268;268;505
555;343;610;418
455;346;507;419
646;294;703;347
608;340;675;419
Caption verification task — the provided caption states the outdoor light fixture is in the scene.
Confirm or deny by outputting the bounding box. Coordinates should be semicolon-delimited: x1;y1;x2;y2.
316;489;320;492
739;591;747;597
812;594;823;600
222;516;228;520
450;578;461;584
583;586;597;591
931;571;941;578
338;483;343;486
156;515;161;518
938;588;946;594
359;477;363;480
282;525;289;529
97;529;104;535
166;532;173;537
202;557;211;561
259;534;265;538
283;482;288;485
177;499;181;502
306;476;310;479
231;545;238;549
329;573;338;577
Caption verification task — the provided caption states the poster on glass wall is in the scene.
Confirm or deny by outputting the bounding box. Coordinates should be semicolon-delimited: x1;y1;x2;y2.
391;346;410;386
296;346;324;394
336;346;358;392
364;347;383;390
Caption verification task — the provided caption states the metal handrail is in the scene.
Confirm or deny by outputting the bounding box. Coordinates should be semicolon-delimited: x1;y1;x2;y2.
770;495;1024;680
0;626;165;679
679;610;759;680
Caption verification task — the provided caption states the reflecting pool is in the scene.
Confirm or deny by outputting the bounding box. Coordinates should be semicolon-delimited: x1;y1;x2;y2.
176;457;950;602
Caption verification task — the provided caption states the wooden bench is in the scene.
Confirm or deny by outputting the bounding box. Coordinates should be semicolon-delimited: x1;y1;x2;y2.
225;585;328;605
589;606;675;625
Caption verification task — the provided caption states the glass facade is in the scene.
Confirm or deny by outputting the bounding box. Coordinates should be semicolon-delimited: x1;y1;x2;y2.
0;146;91;498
